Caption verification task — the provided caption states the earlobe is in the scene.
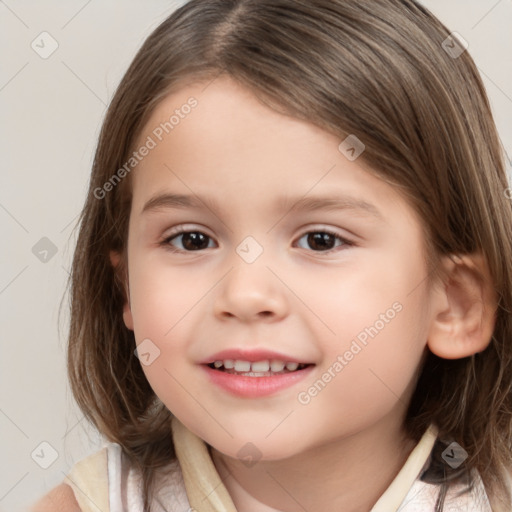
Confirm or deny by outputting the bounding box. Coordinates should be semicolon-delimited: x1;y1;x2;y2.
427;253;497;359
109;250;122;268
122;302;134;331
109;250;134;331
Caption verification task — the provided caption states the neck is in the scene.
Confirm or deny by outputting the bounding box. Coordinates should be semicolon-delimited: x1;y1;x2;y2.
210;411;417;512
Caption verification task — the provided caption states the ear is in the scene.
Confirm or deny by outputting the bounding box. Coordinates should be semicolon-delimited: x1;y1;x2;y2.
109;250;134;331
427;253;497;359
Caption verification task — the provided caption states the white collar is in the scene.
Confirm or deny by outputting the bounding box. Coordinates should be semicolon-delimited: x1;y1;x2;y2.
171;417;439;512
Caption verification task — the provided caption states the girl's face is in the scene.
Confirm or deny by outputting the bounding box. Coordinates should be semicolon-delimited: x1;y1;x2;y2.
121;76;440;460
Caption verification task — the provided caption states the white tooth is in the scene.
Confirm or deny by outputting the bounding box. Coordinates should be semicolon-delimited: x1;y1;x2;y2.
213;360;223;368
251;360;270;372
270;360;285;372
223;359;235;369
234;360;251;372
285;362;299;371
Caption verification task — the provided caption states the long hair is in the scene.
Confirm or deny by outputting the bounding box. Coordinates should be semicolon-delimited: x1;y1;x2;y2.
66;1;512;510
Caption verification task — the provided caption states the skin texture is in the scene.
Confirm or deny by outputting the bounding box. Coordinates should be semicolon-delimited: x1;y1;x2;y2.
29;482;81;511
106;76;496;512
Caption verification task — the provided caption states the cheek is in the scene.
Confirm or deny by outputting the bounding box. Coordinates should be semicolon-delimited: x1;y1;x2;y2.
294;301;429;441
128;257;204;340
126;257;216;405
305;250;430;415
312;253;428;350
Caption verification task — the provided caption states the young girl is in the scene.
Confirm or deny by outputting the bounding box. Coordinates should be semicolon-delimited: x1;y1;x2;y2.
31;0;512;511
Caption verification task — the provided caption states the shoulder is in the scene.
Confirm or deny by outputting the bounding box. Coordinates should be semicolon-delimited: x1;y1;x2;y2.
30;443;188;512
31;445;111;512
28;482;81;512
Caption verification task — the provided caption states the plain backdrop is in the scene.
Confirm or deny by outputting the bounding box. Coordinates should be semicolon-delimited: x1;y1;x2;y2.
1;1;511;510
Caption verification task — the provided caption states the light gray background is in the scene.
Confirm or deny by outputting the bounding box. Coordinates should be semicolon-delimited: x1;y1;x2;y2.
1;1;511;510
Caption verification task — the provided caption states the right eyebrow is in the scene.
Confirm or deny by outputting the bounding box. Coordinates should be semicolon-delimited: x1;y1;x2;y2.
141;193;219;216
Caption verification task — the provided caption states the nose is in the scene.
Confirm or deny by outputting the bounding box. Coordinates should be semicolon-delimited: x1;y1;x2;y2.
213;259;289;323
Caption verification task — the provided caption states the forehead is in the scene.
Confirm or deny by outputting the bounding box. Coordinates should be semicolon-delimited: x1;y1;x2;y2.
129;76;414;223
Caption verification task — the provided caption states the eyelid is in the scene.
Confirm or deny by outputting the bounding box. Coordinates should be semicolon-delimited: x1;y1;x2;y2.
297;224;355;240
161;224;354;241
162;223;214;239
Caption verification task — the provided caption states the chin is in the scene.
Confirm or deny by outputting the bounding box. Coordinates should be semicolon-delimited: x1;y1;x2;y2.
209;433;305;464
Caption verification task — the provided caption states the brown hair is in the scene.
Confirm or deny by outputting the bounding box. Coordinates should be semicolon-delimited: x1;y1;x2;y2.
66;0;512;510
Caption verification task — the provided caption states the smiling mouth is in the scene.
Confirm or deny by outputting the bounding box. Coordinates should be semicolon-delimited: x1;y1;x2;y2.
206;360;312;377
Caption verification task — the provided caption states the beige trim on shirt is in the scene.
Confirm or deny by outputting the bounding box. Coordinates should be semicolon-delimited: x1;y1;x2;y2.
171;418;238;512
64;447;109;512
369;423;438;511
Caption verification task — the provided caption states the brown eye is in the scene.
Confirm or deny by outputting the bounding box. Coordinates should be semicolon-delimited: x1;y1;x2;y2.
295;230;352;253
161;227;353;254
163;230;214;252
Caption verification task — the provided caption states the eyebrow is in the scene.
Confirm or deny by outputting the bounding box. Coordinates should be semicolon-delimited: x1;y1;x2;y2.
141;192;383;220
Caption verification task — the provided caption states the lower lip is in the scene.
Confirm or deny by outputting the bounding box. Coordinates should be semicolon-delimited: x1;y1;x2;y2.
201;364;315;398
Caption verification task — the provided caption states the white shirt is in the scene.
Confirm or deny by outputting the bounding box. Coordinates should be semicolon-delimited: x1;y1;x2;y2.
64;420;494;512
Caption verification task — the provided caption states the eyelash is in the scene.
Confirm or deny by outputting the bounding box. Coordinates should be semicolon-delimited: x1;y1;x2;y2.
159;226;355;254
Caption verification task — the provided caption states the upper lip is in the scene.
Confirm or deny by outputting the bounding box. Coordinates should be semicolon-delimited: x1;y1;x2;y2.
200;348;314;365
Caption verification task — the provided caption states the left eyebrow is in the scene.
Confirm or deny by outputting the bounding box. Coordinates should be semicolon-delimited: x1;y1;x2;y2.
141;192;384;221
281;194;383;220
